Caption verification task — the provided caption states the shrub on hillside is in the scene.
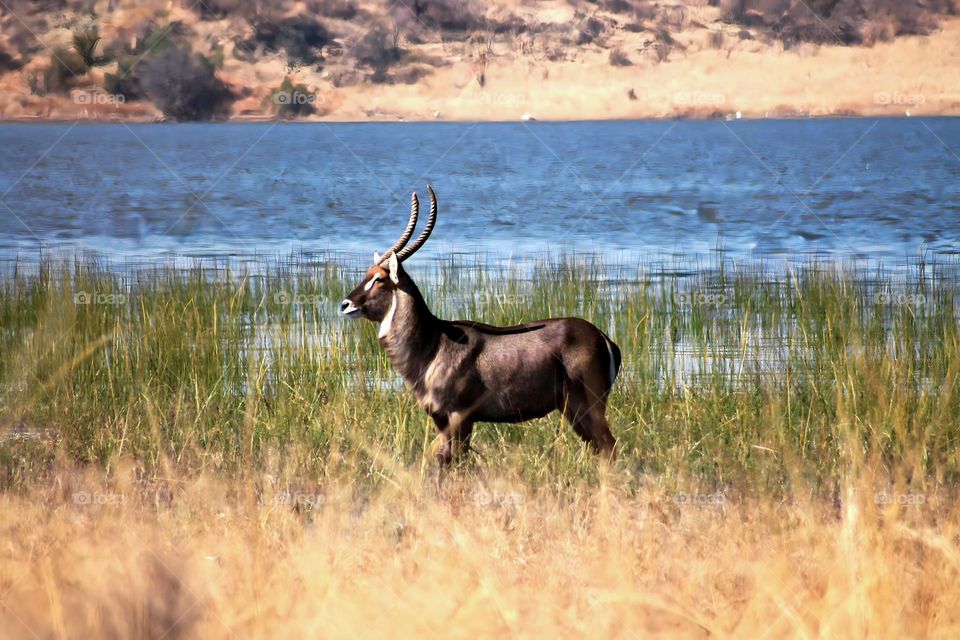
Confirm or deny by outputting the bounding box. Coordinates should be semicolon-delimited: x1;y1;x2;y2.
404;0;488;32
140;22;190;56
194;0;258;20
191;0;358;21
71;25;101;67
792;0;843;16
40;47;87;94
103;56;144;100
576;17;607;44
608;48;631;66
102;20;192;62
140;46;234;120
239;15;333;66
841;0;957;38
307;0;359;20
267;77;319;118
721;0;959;45
354;26;403;83
99;21;201;102
0;44;24;72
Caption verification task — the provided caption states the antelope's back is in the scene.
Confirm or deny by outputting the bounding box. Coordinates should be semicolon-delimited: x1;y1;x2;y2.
449;317;616;420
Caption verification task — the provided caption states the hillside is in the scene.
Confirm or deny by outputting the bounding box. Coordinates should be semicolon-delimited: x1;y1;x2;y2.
1;0;959;121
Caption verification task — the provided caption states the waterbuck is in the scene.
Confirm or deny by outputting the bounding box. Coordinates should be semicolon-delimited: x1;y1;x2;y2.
341;187;621;464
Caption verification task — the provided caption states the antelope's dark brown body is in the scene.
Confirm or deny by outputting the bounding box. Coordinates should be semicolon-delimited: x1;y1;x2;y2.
342;188;620;464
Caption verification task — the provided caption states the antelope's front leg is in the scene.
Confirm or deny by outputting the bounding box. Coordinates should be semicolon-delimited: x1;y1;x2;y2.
432;411;474;466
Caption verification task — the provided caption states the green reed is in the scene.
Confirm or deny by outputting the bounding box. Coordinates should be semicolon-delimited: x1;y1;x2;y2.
0;253;957;495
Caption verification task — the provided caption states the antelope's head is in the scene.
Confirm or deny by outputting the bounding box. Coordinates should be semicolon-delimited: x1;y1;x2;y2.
341;186;437;322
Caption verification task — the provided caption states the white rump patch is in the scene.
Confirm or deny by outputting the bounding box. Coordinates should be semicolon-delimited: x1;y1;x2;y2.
378;292;398;339
604;338;616;386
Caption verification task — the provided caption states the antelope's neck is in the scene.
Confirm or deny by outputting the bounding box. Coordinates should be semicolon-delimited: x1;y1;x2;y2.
378;284;440;384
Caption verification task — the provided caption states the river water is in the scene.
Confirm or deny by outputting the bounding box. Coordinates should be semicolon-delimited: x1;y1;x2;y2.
1;119;958;269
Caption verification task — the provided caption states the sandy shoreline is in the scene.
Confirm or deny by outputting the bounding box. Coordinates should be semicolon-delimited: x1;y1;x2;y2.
2;113;956;124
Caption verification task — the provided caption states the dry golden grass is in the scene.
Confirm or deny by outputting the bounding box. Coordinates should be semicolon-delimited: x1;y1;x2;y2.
2;459;958;639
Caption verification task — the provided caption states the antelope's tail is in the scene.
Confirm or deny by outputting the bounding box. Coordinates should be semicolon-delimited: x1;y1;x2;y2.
602;334;622;391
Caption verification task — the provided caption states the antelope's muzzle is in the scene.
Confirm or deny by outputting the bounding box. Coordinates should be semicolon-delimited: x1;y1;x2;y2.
341;299;361;317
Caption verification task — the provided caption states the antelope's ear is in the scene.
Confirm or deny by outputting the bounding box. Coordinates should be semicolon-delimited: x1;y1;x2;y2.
386;252;400;284
373;251;382;264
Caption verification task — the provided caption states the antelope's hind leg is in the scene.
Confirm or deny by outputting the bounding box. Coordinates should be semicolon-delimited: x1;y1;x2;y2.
562;380;617;460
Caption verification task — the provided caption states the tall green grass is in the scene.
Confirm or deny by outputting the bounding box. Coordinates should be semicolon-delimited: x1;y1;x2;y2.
1;254;958;496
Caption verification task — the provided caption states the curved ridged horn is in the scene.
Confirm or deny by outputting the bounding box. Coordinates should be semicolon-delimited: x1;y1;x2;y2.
396;186;437;262
379;191;420;264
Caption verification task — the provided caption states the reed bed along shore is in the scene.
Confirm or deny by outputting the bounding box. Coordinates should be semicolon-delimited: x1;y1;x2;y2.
1;253;959;637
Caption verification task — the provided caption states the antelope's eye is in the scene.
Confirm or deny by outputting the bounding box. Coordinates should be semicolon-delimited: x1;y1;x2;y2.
372;276;383;284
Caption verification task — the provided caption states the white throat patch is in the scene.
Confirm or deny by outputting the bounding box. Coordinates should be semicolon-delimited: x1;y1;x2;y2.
378;291;398;339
